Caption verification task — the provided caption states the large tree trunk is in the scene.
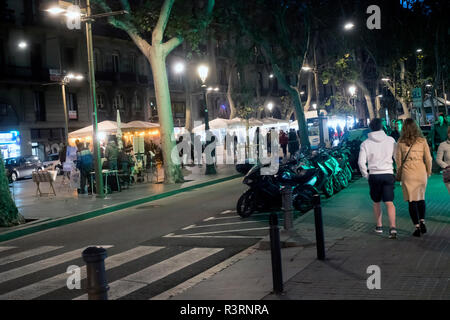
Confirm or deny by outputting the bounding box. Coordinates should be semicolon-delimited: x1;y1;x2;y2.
356;80;375;120
375;85;381;118
149;47;183;183
303;73;312;113
227;63;237;119
290;88;310;149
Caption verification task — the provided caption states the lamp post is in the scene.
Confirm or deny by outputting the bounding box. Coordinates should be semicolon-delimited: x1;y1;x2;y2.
45;1;128;198
59;73;83;145
197;65;216;175
267;102;273;117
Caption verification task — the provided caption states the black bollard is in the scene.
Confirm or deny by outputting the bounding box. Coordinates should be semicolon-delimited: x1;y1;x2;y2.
281;187;294;230
269;213;283;294
82;246;109;300
313;194;325;260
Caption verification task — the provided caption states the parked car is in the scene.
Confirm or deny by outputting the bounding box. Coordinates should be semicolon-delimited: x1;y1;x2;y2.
4;155;44;182
43;153;63;175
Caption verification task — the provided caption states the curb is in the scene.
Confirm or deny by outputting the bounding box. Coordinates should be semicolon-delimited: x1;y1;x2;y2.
0;173;243;243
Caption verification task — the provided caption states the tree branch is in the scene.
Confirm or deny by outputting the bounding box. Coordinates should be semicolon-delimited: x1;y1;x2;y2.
163;36;183;57
153;0;175;44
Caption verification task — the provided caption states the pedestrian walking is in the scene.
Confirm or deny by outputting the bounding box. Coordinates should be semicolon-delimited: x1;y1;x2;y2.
287;129;299;158
390;120;402;142
279;130;288;158
436;126;450;194
430;113;448;153
76;142;94;195
395;118;433;237
358;118;397;239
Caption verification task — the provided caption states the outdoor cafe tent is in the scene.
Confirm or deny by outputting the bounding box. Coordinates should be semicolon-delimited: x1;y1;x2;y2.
68;120;119;139
192;118;229;133
123;121;160;130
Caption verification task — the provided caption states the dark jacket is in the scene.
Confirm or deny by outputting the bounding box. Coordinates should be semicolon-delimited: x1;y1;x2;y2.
76;149;93;171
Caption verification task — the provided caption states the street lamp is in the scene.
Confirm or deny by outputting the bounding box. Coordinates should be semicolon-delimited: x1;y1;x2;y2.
381;77;391;82
344;22;355;30
45;1;128;198
173;62;185;74
416;48;423;53
302;66;312;71
312;103;317;110
348;85;357;127
18;41;28;49
197;65;216;175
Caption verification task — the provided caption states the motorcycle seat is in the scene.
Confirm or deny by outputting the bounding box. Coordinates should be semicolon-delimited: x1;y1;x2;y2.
290;169;316;183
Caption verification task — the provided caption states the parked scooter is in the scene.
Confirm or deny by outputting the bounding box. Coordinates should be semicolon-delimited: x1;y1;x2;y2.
237;161;317;217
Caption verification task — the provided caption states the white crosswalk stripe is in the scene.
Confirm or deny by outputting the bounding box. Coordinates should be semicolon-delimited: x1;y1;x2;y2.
0;247;16;253
0;246;62;267
0;246;163;300
74;247;223;300
0;245;112;285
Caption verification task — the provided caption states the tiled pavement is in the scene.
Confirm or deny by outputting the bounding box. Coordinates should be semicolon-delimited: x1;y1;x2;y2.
264;175;450;300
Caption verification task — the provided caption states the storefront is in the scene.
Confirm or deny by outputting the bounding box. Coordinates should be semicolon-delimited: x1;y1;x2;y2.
0;130;21;159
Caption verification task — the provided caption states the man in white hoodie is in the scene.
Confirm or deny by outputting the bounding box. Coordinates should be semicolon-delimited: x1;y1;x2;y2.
358;118;397;239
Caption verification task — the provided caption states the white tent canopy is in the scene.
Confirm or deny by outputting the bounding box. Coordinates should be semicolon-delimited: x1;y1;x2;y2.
192;118;229;133
68;120;119;139
123;121;160;130
69;120;160;139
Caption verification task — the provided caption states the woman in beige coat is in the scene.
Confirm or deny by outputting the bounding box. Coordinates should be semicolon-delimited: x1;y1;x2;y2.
436;126;450;194
395;119;433;237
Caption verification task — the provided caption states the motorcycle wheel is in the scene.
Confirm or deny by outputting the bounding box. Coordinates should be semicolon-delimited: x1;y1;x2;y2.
294;185;316;213
344;165;352;182
333;174;342;192
237;190;255;218
337;171;349;188
322;177;334;198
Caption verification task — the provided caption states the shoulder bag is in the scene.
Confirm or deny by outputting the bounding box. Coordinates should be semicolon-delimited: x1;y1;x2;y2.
396;143;414;182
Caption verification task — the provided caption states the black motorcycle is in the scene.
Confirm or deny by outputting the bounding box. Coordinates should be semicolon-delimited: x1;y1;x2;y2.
237;161;317;217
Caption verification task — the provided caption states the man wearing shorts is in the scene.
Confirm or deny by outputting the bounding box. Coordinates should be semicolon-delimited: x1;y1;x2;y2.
358;118;397;239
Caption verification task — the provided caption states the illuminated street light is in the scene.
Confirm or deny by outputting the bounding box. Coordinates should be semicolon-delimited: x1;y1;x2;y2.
197;65;209;85
377;94;383;98
312;103;317;109
344;22;355;30
416;48;423;53
426;84;432;88
173;62;185;74
46;7;66;15
18;41;27;49
207;87;213;91
381;78;391;82
267;102;274;111
348;85;357;96
214;87;219;91
302;66;312;71
300;91;305;95
269;74;274;78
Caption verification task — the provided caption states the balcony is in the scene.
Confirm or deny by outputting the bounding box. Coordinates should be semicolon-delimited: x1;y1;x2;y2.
0;66;50;82
0;8;15;23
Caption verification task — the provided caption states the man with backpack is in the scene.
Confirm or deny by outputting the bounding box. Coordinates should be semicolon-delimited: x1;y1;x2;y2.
76;142;94;195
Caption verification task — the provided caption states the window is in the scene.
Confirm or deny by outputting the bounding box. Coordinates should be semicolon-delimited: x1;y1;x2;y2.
67;93;78;120
97;93;106;110
112;52;120;73
34;92;46;121
172;102;185;118
64;48;76;70
129;54;136;73
133;94;142;111
94;49;102;72
113;94;124;111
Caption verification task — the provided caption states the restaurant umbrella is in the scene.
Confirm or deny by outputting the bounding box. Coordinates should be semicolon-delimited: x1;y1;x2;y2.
116;109;123;149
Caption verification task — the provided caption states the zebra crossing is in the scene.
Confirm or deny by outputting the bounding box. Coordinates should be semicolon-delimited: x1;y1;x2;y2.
0;245;225;300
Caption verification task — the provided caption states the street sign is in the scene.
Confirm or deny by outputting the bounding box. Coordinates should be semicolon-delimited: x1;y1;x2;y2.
412;87;422;108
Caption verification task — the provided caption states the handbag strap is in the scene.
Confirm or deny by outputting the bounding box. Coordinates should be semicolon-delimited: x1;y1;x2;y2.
399;143;415;170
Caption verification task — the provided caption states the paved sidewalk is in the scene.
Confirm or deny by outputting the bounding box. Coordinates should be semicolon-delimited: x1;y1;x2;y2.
2;165;240;232
171;175;450;300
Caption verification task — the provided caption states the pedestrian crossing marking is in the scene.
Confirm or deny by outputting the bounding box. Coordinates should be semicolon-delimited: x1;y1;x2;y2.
74;247;223;300
184;220;268;230
0;245;112;285
0;246;163;300
0;246;63;267
0;247;16;253
163;227;269;238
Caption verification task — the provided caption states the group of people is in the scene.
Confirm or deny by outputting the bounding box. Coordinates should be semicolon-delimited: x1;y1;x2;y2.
358;117;450;240
278;129;301;158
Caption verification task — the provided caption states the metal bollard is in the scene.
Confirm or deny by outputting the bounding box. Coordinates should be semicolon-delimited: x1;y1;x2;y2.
82;246;109;300
313;194;326;260
269;213;284;294
281;186;294;230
